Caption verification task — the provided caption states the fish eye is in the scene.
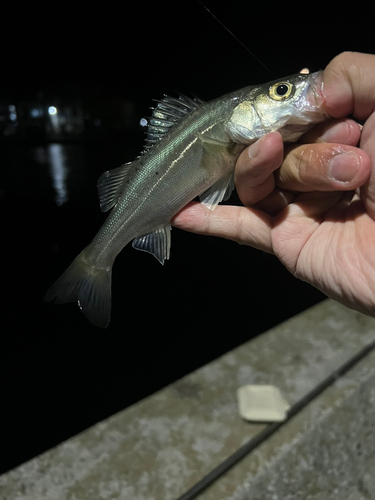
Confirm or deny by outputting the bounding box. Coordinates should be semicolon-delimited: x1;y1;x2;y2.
269;82;293;101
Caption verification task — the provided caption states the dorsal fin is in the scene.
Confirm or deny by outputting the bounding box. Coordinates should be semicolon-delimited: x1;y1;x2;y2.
97;94;204;212
141;94;204;155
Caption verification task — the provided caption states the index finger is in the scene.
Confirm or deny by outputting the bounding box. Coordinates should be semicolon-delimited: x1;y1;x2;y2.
323;52;375;120
324;52;375;220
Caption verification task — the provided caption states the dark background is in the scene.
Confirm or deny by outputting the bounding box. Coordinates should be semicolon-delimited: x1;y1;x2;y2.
0;1;372;474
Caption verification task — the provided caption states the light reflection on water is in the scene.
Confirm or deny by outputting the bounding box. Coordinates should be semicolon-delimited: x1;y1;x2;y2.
48;144;68;206
20;140;140;210
33;144;69;206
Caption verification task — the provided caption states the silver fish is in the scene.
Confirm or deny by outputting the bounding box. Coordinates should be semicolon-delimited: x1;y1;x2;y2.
45;71;328;327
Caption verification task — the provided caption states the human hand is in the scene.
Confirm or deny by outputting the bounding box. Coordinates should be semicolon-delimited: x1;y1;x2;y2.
172;52;375;316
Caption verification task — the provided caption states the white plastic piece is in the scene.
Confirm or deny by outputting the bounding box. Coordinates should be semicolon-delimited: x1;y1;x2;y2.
237;385;290;422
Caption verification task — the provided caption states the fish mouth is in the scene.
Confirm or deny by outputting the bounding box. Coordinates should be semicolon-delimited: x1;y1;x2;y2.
305;70;327;112
290;70;330;127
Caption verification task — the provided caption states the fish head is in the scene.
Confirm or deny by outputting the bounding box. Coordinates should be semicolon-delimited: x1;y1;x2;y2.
225;70;329;144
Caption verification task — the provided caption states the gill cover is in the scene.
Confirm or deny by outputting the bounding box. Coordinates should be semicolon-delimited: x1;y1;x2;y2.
224;71;326;144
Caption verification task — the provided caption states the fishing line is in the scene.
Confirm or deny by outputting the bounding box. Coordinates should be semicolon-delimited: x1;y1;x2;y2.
198;0;277;78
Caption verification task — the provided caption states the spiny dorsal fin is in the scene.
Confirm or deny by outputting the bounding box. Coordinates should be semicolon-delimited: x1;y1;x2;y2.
97;162;134;212
141;94;204;155
97;94;205;212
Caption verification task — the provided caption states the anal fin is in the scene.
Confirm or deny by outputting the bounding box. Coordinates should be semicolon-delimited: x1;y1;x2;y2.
132;225;172;265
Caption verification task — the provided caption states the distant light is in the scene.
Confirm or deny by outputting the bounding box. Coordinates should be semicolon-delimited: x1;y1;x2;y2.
140;118;148;127
7;104;17;121
94;118;101;126
30;107;44;118
48;106;57;115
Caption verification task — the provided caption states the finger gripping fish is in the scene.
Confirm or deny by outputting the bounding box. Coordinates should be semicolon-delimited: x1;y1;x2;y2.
45;71;328;328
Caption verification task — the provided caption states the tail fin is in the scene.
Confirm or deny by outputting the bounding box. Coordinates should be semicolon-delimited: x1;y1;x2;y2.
44;248;112;328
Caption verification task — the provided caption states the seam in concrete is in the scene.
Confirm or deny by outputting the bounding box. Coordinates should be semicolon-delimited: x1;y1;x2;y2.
176;338;375;500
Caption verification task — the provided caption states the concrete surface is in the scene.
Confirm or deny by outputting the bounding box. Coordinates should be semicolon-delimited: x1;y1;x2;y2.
1;299;375;500
198;347;375;500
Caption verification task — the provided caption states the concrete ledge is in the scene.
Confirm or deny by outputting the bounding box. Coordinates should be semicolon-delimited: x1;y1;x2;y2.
199;347;375;500
1;299;375;500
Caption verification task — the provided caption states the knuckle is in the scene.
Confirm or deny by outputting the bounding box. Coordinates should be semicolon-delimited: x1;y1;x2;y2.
295;146;313;181
328;51;357;76
276;146;305;186
234;207;253;245
277;144;336;189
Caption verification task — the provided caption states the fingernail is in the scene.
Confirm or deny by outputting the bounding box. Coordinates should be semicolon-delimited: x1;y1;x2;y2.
248;136;265;159
329;151;360;182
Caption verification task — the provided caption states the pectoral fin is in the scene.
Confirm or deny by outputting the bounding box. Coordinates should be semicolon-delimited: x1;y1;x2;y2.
197;132;239;210
132;225;172;265
199;172;235;210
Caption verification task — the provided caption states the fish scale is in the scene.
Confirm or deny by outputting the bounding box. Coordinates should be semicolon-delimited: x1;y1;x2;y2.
45;70;328;327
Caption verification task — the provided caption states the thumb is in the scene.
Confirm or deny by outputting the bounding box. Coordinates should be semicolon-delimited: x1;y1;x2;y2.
359;112;375;220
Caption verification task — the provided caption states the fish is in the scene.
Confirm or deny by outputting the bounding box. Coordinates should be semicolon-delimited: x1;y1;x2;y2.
45;70;328;328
